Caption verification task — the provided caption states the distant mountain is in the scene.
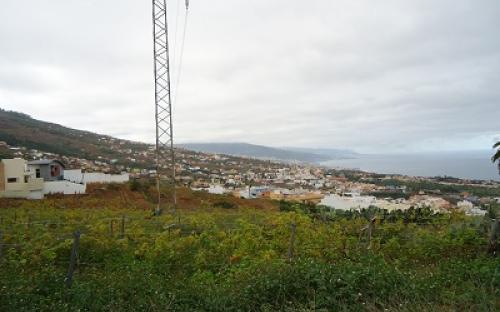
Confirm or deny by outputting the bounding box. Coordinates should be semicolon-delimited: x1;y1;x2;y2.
0;108;350;165
282;147;359;160
179;143;333;163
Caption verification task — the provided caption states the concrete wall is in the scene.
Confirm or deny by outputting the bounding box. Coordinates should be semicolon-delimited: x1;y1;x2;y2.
0;159;45;199
27;190;44;200
63;170;84;183
64;169;129;184
43;181;86;195
2;159;26;191
0;162;5;192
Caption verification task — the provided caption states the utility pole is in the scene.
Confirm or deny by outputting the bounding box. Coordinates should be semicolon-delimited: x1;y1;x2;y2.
152;0;176;216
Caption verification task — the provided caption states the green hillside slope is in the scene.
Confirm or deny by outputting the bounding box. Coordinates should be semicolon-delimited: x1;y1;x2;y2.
0;108;148;160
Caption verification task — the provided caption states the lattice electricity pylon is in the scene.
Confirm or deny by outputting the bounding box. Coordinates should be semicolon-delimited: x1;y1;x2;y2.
152;0;176;215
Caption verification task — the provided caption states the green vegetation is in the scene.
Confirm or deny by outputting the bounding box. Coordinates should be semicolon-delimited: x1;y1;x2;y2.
493;141;500;174
0;186;498;311
368;190;410;200
0;109;149;164
367;178;500;198
0;146;13;159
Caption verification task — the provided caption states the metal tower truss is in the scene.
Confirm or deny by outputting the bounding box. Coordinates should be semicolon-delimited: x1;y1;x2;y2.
152;0;176;215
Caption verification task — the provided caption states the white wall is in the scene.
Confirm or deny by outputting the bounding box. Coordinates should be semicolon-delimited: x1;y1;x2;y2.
64;169;129;184
208;184;227;195
320;194;375;211
43;181;86;195
27;191;44;200
64;169;85;183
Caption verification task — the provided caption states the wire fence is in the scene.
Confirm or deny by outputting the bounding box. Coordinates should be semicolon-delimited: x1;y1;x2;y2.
0;214;497;255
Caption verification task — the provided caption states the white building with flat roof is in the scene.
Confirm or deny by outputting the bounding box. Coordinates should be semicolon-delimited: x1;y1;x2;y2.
0;159;44;199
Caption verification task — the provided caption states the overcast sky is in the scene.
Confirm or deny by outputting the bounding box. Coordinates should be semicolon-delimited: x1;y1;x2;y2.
0;0;499;153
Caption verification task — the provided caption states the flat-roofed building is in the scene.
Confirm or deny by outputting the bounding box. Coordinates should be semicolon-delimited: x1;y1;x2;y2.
27;159;65;181
0;158;44;199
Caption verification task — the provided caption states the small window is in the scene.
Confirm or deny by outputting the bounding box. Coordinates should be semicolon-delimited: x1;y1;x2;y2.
7;178;17;183
50;165;60;177
24;176;29;183
36;169;41;178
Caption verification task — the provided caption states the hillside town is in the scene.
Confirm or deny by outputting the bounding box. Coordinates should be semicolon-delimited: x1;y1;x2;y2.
1;139;499;216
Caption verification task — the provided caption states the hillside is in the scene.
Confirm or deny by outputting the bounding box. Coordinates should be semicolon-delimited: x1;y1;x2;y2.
283;146;359;159
0;109;149;161
0;109;334;165
179;142;334;163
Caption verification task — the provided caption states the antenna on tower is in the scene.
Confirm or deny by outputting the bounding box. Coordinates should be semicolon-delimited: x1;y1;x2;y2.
152;0;176;216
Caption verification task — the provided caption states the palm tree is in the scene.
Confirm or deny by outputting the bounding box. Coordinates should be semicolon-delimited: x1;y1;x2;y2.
493;141;500;174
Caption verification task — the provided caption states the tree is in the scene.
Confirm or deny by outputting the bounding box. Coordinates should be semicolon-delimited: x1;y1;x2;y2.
493;141;500;174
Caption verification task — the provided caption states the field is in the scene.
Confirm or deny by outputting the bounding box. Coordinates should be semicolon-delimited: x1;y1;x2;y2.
0;183;499;311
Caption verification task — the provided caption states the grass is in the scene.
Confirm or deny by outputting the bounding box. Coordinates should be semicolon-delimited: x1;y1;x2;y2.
0;184;498;311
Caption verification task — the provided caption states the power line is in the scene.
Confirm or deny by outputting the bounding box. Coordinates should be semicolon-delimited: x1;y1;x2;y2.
171;0;182;69
173;4;190;104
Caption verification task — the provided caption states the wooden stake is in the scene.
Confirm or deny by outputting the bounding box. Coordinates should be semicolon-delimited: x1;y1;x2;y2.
65;230;81;288
0;230;3;260
489;219;499;256
367;217;376;250
109;220;114;237
288;223;297;262
120;216;125;239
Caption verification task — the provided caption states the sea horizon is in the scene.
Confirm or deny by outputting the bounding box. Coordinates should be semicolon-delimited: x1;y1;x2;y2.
321;150;499;182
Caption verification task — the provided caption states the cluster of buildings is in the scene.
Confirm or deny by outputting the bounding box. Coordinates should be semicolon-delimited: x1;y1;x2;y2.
319;192;454;213
0;158;129;199
188;161;497;216
2;139;498;216
197;182;488;215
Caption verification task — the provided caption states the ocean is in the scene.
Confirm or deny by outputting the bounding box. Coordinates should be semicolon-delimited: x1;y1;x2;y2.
321;150;499;181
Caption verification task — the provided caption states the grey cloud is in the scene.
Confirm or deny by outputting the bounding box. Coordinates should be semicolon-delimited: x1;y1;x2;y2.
0;0;499;153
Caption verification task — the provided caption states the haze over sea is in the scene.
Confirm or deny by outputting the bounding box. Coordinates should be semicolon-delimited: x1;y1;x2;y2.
321;150;499;182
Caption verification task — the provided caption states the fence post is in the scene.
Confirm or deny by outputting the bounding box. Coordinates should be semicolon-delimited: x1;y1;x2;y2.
320;206;327;222
65;230;81;288
288;223;297;262
120;216;125;239
359;218;376;249
109;220;114;237
489;219;499;256
367;217;376;249
0;230;3;260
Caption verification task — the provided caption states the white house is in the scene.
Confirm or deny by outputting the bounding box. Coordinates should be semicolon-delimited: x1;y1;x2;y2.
0;159;44;199
23;159;86;195
457;200;474;210
1;158;132;198
320;194;376;211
